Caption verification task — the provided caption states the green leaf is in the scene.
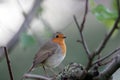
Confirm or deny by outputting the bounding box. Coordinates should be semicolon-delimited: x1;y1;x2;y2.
20;33;36;48
91;4;119;37
92;5;118;27
92;5;117;21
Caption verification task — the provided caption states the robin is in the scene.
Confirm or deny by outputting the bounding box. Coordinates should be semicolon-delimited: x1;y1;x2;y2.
27;32;67;74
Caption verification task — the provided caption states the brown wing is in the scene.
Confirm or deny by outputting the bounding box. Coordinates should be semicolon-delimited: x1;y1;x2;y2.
33;40;59;67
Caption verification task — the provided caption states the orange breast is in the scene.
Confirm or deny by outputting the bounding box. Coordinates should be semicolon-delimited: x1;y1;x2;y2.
52;39;66;55
59;41;66;55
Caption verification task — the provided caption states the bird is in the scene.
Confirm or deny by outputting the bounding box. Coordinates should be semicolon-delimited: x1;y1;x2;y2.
27;32;67;75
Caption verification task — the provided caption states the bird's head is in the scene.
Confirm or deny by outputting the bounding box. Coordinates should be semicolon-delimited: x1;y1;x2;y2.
52;32;66;43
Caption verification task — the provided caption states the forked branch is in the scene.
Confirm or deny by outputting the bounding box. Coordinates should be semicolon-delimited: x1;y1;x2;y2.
73;0;89;57
94;0;120;56
73;15;90;58
93;47;120;66
80;0;88;32
94;54;120;80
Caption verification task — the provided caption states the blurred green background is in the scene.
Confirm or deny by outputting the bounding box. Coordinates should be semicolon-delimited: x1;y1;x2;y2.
0;0;120;80
0;13;120;80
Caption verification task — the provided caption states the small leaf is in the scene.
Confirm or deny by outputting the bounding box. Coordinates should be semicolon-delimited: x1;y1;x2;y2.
20;33;36;48
91;4;119;36
91;5;117;28
92;5;117;21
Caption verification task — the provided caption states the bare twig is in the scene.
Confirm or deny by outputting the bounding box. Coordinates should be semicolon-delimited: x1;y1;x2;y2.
97;54;101;65
80;0;88;32
2;47;14;80
23;73;52;80
73;15;81;31
73;0;90;70
94;54;120;80
117;0;120;15
85;0;120;70
94;16;120;56
94;0;120;56
73;15;90;57
98;59;113;66
93;47;120;66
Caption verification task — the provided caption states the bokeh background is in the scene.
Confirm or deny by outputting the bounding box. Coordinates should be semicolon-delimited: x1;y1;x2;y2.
0;0;120;80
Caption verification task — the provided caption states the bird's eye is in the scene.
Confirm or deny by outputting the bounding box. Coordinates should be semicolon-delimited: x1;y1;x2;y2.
56;35;59;38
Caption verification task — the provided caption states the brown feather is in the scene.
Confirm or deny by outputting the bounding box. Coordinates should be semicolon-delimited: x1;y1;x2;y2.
33;41;59;67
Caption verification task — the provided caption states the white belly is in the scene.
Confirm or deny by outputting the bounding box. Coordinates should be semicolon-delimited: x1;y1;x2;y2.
45;53;65;68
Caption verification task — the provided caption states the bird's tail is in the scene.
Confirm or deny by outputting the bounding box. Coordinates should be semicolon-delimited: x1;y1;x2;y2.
27;64;34;73
21;64;35;80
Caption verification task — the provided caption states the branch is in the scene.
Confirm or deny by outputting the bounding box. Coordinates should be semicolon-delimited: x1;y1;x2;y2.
73;15;81;31
7;0;42;49
94;0;120;56
2;47;14;80
73;0;90;70
73;15;90;58
93;47;120;66
73;0;90;56
80;0;88;32
23;73;52;80
117;0;120;15
85;0;120;70
94;54;120;80
0;0;42;60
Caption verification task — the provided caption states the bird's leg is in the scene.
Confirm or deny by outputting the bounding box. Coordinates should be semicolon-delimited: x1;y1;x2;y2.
42;65;49;77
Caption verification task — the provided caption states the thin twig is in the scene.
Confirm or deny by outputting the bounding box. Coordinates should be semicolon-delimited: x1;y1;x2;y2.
2;47;14;80
73;15;90;57
94;54;120;80
98;59;113;66
95;16;120;55
86;0;120;70
93;47;120;66
73;0;90;69
97;54;101;65
94;0;120;56
80;0;89;32
73;15;81;32
23;73;52;80
117;0;120;15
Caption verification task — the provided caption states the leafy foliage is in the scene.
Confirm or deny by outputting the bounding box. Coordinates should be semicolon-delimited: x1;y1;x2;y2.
92;5;117;28
20;33;36;48
90;0;119;36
